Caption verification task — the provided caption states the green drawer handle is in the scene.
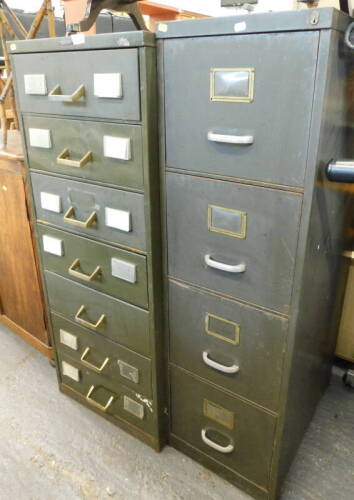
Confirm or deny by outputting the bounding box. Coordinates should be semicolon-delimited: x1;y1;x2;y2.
201;428;234;454
57;148;93;168
69;258;101;283
86;385;114;413
64;206;97;229
80;347;110;373
48;84;85;103
75;305;106;331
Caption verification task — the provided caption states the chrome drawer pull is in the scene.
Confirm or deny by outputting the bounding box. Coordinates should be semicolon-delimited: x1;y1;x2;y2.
201;429;234;454
64;206;97;228
57;148;93;168
80;347;110;373
202;351;239;374
48;84;85;103
68;258;101;283
207;131;254;145
205;254;246;274
75;305;105;330
86;385;114;413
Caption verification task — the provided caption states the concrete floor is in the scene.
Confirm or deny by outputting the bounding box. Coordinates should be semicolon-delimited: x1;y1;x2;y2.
0;324;354;500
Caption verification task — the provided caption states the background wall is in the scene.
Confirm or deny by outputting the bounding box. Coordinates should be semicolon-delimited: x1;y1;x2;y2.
3;0;344;17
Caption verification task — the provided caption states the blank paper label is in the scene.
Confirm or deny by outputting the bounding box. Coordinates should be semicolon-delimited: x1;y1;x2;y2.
123;396;144;419
103;136;131;161
42;234;64;256
111;258;136;283
105;207;131;232
29;128;52;149
24;74;47;95
59;329;78;351
94;73;122;98
40;192;61;213
62;361;79;382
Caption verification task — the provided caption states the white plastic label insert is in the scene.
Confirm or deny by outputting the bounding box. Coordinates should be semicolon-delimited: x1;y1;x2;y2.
29;128;51;149
105;207;131;232
94;73;122;99
59;329;78;351
24;74;47;95
40;192;61;213
62;361;79;382
42;235;64;256
103;136;131;161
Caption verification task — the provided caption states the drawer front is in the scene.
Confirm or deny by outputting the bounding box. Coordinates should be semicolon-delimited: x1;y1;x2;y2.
169;280;287;412
45;272;150;356
52;314;152;397
166;173;302;314
37;225;148;309
31;172;146;251
164;32;319;187
170;366;276;489
24;115;144;190
13;49;140;121
58;353;155;435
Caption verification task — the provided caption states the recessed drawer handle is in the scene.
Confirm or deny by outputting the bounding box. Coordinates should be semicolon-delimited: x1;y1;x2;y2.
48;84;85;103
86;385;114;413
68;258;101;283
64;206;97;228
207;131;254;145
201;428;234;454
205;254;246;274
80;347;110;373
75;305;106;330
57;148;93;168
202;351;239;374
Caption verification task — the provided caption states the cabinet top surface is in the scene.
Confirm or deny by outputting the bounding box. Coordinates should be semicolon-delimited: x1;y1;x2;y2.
7;30;155;55
156;7;352;39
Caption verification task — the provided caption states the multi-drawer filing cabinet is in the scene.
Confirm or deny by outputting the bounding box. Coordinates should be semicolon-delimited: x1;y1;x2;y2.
10;31;166;450
157;8;354;499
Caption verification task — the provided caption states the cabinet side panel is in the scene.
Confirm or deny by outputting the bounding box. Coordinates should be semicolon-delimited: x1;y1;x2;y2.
274;29;354;494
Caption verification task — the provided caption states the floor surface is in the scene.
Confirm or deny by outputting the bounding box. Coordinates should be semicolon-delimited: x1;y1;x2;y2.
0;324;354;500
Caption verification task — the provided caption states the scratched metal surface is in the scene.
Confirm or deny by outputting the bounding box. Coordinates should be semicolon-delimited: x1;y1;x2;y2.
0;324;353;500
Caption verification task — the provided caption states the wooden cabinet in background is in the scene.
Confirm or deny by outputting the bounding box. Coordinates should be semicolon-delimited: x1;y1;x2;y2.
0;131;51;357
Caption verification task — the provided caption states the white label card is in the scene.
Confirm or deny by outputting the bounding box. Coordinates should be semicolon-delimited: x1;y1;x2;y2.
29;128;51;149
62;361;79;382
59;329;78;351
40;192;61;213
111;258;136;283
42;235;64;256
103;136;131;161
94;73;122;99
24;74;47;95
105;207;131;232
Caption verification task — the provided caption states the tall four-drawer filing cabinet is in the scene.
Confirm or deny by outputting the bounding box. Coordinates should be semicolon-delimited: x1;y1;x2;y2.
157;8;354;498
10;32;166;450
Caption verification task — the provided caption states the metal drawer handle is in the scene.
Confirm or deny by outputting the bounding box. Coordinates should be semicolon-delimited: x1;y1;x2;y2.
201;429;234;454
64;206;97;228
57;148;93;168
202;351;239;374
86;385;114;413
75;305;106;330
80;347;110;373
68;258;101;283
207;131;254;145
205;254;246;274
48;84;85;103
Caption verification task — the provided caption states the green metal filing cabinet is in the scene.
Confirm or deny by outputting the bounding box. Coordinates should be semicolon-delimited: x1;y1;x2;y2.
10;32;166;450
157;8;354;499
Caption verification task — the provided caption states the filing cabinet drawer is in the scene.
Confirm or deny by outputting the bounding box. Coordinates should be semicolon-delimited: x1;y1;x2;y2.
169;280;287;411
13;49;140;121
37;225;148;309
52;314;152;397
170;366;276;489
31;172;146;251
164;32;319;187
167;173;302;314
24;115;144;190
58;353;155;435
45;271;150;356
